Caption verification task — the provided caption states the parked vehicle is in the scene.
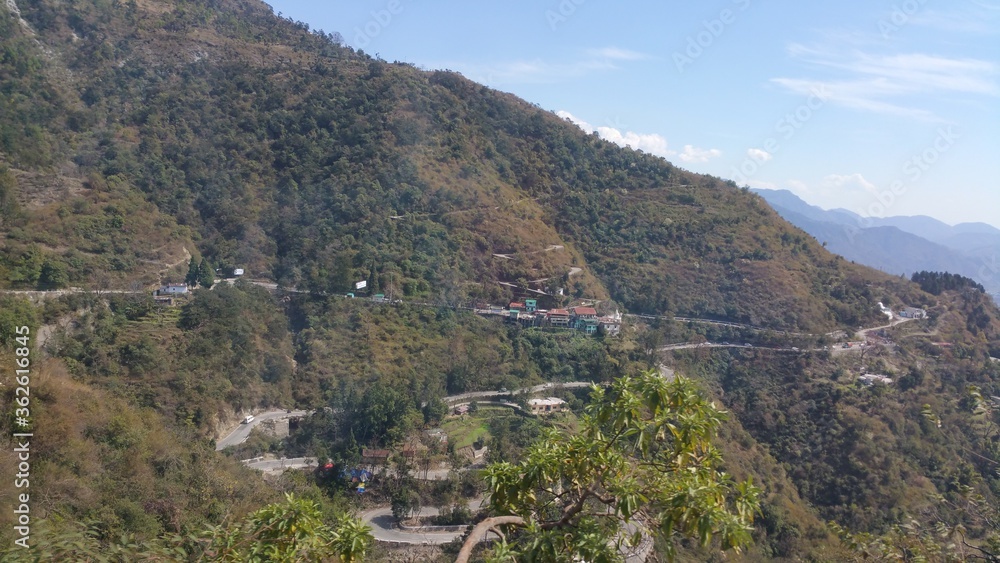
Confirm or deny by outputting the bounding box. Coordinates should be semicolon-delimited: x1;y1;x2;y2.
244;415;255;424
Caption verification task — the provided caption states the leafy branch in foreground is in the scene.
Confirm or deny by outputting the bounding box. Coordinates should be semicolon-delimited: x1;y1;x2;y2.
458;369;760;562
3;493;372;562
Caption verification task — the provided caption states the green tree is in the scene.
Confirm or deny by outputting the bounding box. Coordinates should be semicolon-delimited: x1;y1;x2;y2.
458;369;760;562
186;256;200;286
198;258;215;288
38;259;68;289
204;493;373;562
422;396;449;425
0;165;18;225
5;494;373;562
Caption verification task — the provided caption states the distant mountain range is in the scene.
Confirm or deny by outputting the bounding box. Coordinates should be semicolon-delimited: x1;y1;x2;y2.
753;189;1000;298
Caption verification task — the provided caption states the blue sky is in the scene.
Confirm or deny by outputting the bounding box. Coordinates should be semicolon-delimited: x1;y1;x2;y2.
265;0;1000;227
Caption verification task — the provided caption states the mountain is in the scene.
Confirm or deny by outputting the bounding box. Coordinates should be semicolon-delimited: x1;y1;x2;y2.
2;1;1000;560
755;189;1000;296
0;0;917;334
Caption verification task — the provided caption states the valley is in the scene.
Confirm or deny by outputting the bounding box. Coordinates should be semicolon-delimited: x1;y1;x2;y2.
0;0;998;560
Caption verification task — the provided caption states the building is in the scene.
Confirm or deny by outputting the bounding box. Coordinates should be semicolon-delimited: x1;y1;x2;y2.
899;307;927;319
361;448;390;467
570;307;599;334
515;312;538;328
153;296;174;306
598;316;622;336
577;318;598;334
547;308;571;328
528;397;567;415
524;299;537;313
158;283;188;295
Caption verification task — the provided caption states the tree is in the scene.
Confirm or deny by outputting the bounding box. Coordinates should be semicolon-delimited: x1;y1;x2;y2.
391;489;421;522
204;493;373;562
198;258;215;288
5;494;373;562
186;256;200;286
458;369;760;562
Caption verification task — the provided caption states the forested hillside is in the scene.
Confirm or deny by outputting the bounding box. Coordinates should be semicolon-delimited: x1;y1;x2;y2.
2;0;1000;560
0;0;907;333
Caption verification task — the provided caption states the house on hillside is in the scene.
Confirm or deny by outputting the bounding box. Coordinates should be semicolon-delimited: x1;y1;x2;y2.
360;448;390;469
570;307;598;334
899;307;927;319
515;312;539;328
524;299;537;313
528;397;567;415
598;316;622;336
547;308;571;328
158;283;188;295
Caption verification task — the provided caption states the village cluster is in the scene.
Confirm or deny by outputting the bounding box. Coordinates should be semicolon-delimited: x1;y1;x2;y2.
474;299;623;336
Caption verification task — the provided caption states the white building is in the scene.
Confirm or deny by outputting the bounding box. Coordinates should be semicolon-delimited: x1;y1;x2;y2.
159;283;188;295
528;397;567;415
898;307;926;319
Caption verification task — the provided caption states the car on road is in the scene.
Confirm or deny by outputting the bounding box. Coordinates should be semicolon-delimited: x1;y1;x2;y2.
243;415;255;424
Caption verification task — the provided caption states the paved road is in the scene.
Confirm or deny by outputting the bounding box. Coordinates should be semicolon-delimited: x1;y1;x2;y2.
443;381;592;404
855;317;916;339
244;457;318;472
361;498;488;544
215;410;310;450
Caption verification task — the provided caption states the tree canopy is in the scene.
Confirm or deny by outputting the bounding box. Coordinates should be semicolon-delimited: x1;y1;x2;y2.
459;369;760;562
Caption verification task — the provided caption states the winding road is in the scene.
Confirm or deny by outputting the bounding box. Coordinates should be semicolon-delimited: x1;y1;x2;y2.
215;410;310;451
361;498;488;545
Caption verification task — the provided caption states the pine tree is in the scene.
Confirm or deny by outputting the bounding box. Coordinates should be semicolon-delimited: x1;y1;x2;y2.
198;259;214;288
185;257;199;286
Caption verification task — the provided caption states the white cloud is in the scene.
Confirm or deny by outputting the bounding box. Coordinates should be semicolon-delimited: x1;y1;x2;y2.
678;145;722;163
772;44;999;121
822;173;878;195
557;111;721;163
557;110;594;131
747;148;773;162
